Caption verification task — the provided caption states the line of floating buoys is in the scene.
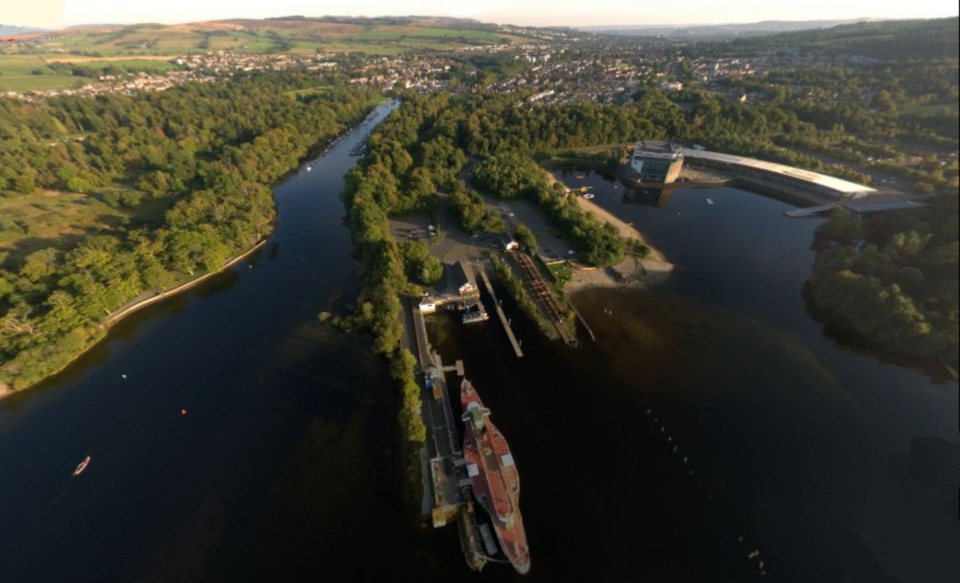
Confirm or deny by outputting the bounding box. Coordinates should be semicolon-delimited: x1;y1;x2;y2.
743;548;767;577
640;404;732;536
641;404;766;576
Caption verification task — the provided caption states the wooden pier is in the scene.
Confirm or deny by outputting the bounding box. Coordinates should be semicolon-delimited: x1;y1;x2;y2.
783;199;928;218
404;298;488;571
476;263;524;358
783;203;837;218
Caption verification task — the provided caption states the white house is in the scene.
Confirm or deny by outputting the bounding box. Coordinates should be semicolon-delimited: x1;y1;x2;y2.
419;297;437;314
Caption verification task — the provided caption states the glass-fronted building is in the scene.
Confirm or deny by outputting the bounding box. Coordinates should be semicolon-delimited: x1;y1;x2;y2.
630;141;685;183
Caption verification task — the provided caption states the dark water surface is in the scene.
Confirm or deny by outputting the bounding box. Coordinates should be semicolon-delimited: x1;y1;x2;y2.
1;131;956;583
0;102;438;582
424;171;958;582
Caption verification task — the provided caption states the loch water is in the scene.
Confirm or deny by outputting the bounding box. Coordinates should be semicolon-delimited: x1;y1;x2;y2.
0;125;956;583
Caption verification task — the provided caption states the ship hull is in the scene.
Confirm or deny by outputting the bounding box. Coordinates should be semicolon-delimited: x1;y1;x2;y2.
461;380;530;574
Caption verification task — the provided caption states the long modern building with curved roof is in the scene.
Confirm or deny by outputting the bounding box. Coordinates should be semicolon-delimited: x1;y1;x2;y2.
678;146;876;201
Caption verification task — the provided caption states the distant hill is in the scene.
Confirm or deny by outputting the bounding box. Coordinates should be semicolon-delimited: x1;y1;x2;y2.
39;16;525;57
582;19;874;39
0;24;46;36
728;17;960;60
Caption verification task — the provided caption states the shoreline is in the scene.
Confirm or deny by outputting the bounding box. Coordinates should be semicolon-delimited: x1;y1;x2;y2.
565;255;673;294
0;103;391;399
541;168;675;292
108;238;267;323
0;238;269;401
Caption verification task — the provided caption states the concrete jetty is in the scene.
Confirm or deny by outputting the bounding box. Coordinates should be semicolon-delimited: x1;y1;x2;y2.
476;263;524;358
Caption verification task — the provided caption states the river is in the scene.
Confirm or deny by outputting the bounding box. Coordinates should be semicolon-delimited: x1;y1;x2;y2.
1;119;957;582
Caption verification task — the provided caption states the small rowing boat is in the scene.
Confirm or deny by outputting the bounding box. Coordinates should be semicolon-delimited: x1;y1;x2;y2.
73;455;91;476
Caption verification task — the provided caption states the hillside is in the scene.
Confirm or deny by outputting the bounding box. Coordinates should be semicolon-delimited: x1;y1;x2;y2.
728;17;960;60
1;24;47;36
14;16;529;57
584;18;873;39
0;16;532;91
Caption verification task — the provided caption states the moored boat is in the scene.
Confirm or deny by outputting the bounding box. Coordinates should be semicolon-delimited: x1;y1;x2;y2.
461;379;530;574
462;310;489;324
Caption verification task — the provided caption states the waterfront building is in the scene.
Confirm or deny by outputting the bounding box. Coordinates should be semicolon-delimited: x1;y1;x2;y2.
419;297;438;314
680;147;876;200
629;141;685;183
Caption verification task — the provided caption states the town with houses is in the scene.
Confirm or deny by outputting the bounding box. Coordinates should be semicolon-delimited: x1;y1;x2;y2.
1;25;882;109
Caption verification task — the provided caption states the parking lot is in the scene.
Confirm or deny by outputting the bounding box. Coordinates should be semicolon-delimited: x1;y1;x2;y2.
388;198;489;265
478;194;576;262
387;190;581;267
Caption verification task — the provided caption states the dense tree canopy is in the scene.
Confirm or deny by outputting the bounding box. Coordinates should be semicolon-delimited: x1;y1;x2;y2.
808;196;959;365
0;72;377;390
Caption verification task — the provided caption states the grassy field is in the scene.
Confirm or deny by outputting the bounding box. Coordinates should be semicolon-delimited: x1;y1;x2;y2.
0;55;81;91
316;42;407;56
0;53;176;91
0;74;92;92
0;190;170;263
285;87;383;107
83;58;180;71
43;55;177;64
285;85;334;98
0;54;49;76
4;19;523;58
547;261;574;285
205;31;278;52
1;18;529;90
904;101;960;116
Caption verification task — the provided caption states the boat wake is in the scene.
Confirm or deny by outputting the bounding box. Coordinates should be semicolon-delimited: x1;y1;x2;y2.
7;456;91;529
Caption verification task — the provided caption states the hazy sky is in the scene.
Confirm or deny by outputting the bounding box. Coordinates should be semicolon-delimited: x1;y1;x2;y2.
4;0;958;28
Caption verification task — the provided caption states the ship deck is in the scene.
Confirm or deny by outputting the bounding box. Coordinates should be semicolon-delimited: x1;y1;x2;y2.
461;380;531;574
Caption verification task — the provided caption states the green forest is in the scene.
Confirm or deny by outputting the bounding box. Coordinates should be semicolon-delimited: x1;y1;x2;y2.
0;72;377;391
706;19;959;195
4;15;957;390
808;197;959;365
342;66;959;335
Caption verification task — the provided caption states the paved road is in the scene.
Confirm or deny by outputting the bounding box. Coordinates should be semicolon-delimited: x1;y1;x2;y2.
479;193;576;261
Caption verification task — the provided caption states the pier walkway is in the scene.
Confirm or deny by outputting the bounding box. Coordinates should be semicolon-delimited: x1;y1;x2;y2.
783;203;837;218
476;263;524;358
404;298;489;569
783;199;929;218
405;300;466;516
